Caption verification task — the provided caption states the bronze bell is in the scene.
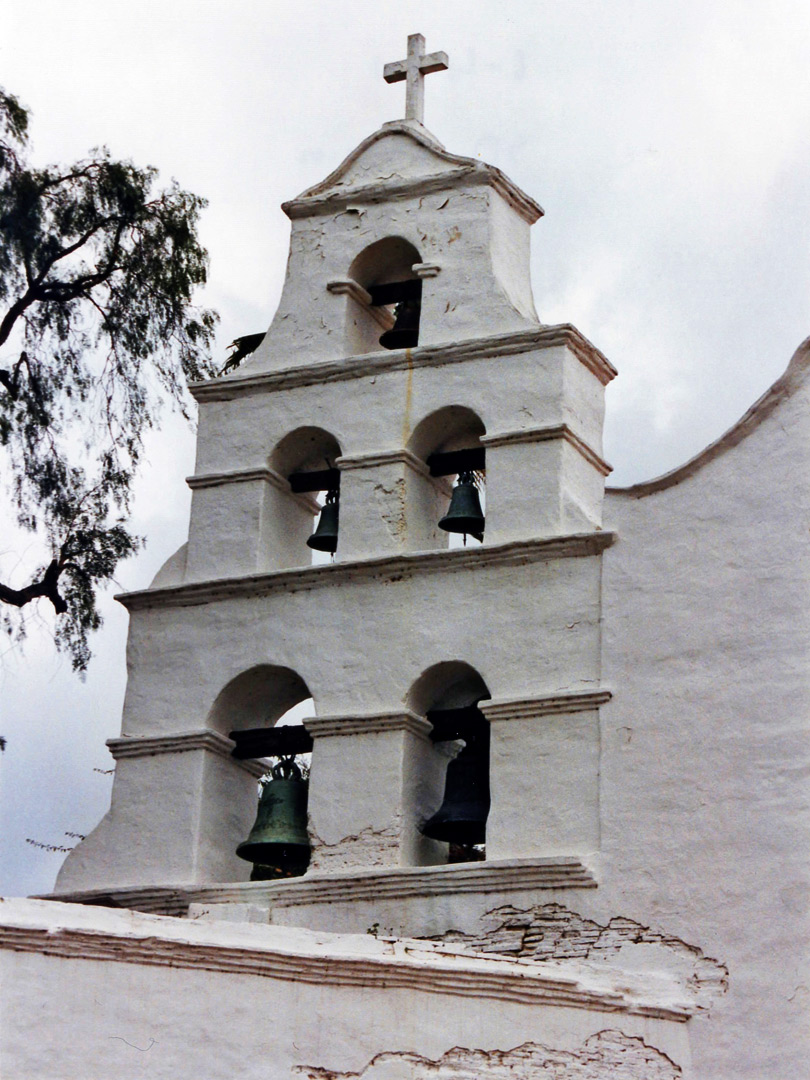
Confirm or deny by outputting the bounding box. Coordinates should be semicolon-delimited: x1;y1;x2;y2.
438;471;485;542
421;734;491;846
379;298;420;350
236;758;310;877
307;488;339;553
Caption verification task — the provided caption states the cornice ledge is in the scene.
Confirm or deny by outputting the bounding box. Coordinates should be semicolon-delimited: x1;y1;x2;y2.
116;531;616;612
284;167;543;226
107;730;266;776
336;448;434;481
287;121;543;225
482;425;612;476
304;711;432;740
189;325;616;402
481;690;613;723
186;466;319;513
43;856;598;914
0;918;689;1021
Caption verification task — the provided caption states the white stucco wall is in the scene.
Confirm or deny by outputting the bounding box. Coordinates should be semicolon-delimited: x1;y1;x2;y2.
0;899;693;1080
599;340;810;1078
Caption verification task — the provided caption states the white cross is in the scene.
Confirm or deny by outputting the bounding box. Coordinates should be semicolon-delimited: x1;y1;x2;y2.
384;33;449;125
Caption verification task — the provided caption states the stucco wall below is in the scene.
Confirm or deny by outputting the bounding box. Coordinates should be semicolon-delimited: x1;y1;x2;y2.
600;343;810;1079
1;899;692;1080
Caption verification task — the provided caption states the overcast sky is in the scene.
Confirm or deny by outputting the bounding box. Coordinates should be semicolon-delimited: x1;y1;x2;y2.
1;0;808;896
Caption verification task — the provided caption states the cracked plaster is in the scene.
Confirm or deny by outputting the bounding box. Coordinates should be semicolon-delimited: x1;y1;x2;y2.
296;1031;682;1080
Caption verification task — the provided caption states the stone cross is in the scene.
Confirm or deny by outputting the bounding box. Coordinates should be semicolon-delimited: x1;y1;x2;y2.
384;33;449;125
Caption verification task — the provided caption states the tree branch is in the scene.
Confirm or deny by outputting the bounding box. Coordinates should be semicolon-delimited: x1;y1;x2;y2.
0;288;37;348
0;559;68;614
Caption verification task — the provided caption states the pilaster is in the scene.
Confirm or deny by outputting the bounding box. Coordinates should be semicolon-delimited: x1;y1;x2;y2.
481;691;611;861
304;712;446;870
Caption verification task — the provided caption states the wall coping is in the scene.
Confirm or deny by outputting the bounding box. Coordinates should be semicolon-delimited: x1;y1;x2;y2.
608;336;810;498
116;531;615;613
189;324;617;402
0;899;690;1022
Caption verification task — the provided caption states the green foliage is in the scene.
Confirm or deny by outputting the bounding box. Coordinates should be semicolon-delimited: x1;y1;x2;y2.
0;88;218;671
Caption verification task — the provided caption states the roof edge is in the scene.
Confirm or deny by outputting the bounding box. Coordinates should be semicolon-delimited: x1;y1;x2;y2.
283;120;543;224
607;336;810;499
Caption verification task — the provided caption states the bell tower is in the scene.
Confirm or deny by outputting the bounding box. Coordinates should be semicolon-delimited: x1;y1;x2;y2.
54;32;615;895
12;34;803;1080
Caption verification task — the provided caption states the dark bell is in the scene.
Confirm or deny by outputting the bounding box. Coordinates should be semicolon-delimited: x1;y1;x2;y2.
438;471;485;542
307;488;339;553
237;758;310;877
421;739;491;846
379;298;420;350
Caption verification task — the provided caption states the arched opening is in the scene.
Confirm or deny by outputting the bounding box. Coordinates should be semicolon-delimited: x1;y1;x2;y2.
407;662;491;864
270;427;343;565
407;406;487;550
346;236;422;355
207;665;315;880
208;664;312;735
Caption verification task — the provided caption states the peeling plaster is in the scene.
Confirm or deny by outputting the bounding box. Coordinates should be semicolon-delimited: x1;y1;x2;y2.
309;820;401;871
426;904;728;1007
295;1030;682;1079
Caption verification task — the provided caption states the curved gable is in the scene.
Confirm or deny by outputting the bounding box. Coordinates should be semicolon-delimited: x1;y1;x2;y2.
608;336;810;499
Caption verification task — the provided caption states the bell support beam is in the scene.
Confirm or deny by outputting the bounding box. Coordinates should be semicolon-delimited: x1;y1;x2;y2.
426;705;488;741
288;468;341;494
426;447;486;477
229;726;314;760
366;279;422;306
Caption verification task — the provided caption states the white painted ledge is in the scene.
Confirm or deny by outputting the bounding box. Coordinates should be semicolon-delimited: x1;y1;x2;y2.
116;530;616;612
0;898;691;1021
185;465;320;513
189;324;618;402
481;690;613;722
304;711;433;740
106;730;266;776
44;856;597;914
481;424;612;476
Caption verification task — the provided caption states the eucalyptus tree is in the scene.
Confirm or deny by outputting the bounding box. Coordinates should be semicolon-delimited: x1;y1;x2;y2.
0;88;217;670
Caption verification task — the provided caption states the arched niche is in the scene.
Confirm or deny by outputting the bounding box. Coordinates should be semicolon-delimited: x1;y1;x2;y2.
407;405;486;462
345;236;422;355
407;661;492;865
407;660;491;716
270;426;342;477
407;406;487;550
207;664;313;735
268;427;343;566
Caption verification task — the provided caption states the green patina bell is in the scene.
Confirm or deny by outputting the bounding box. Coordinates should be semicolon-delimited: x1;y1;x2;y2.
237;758;310;877
438;471;485;542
